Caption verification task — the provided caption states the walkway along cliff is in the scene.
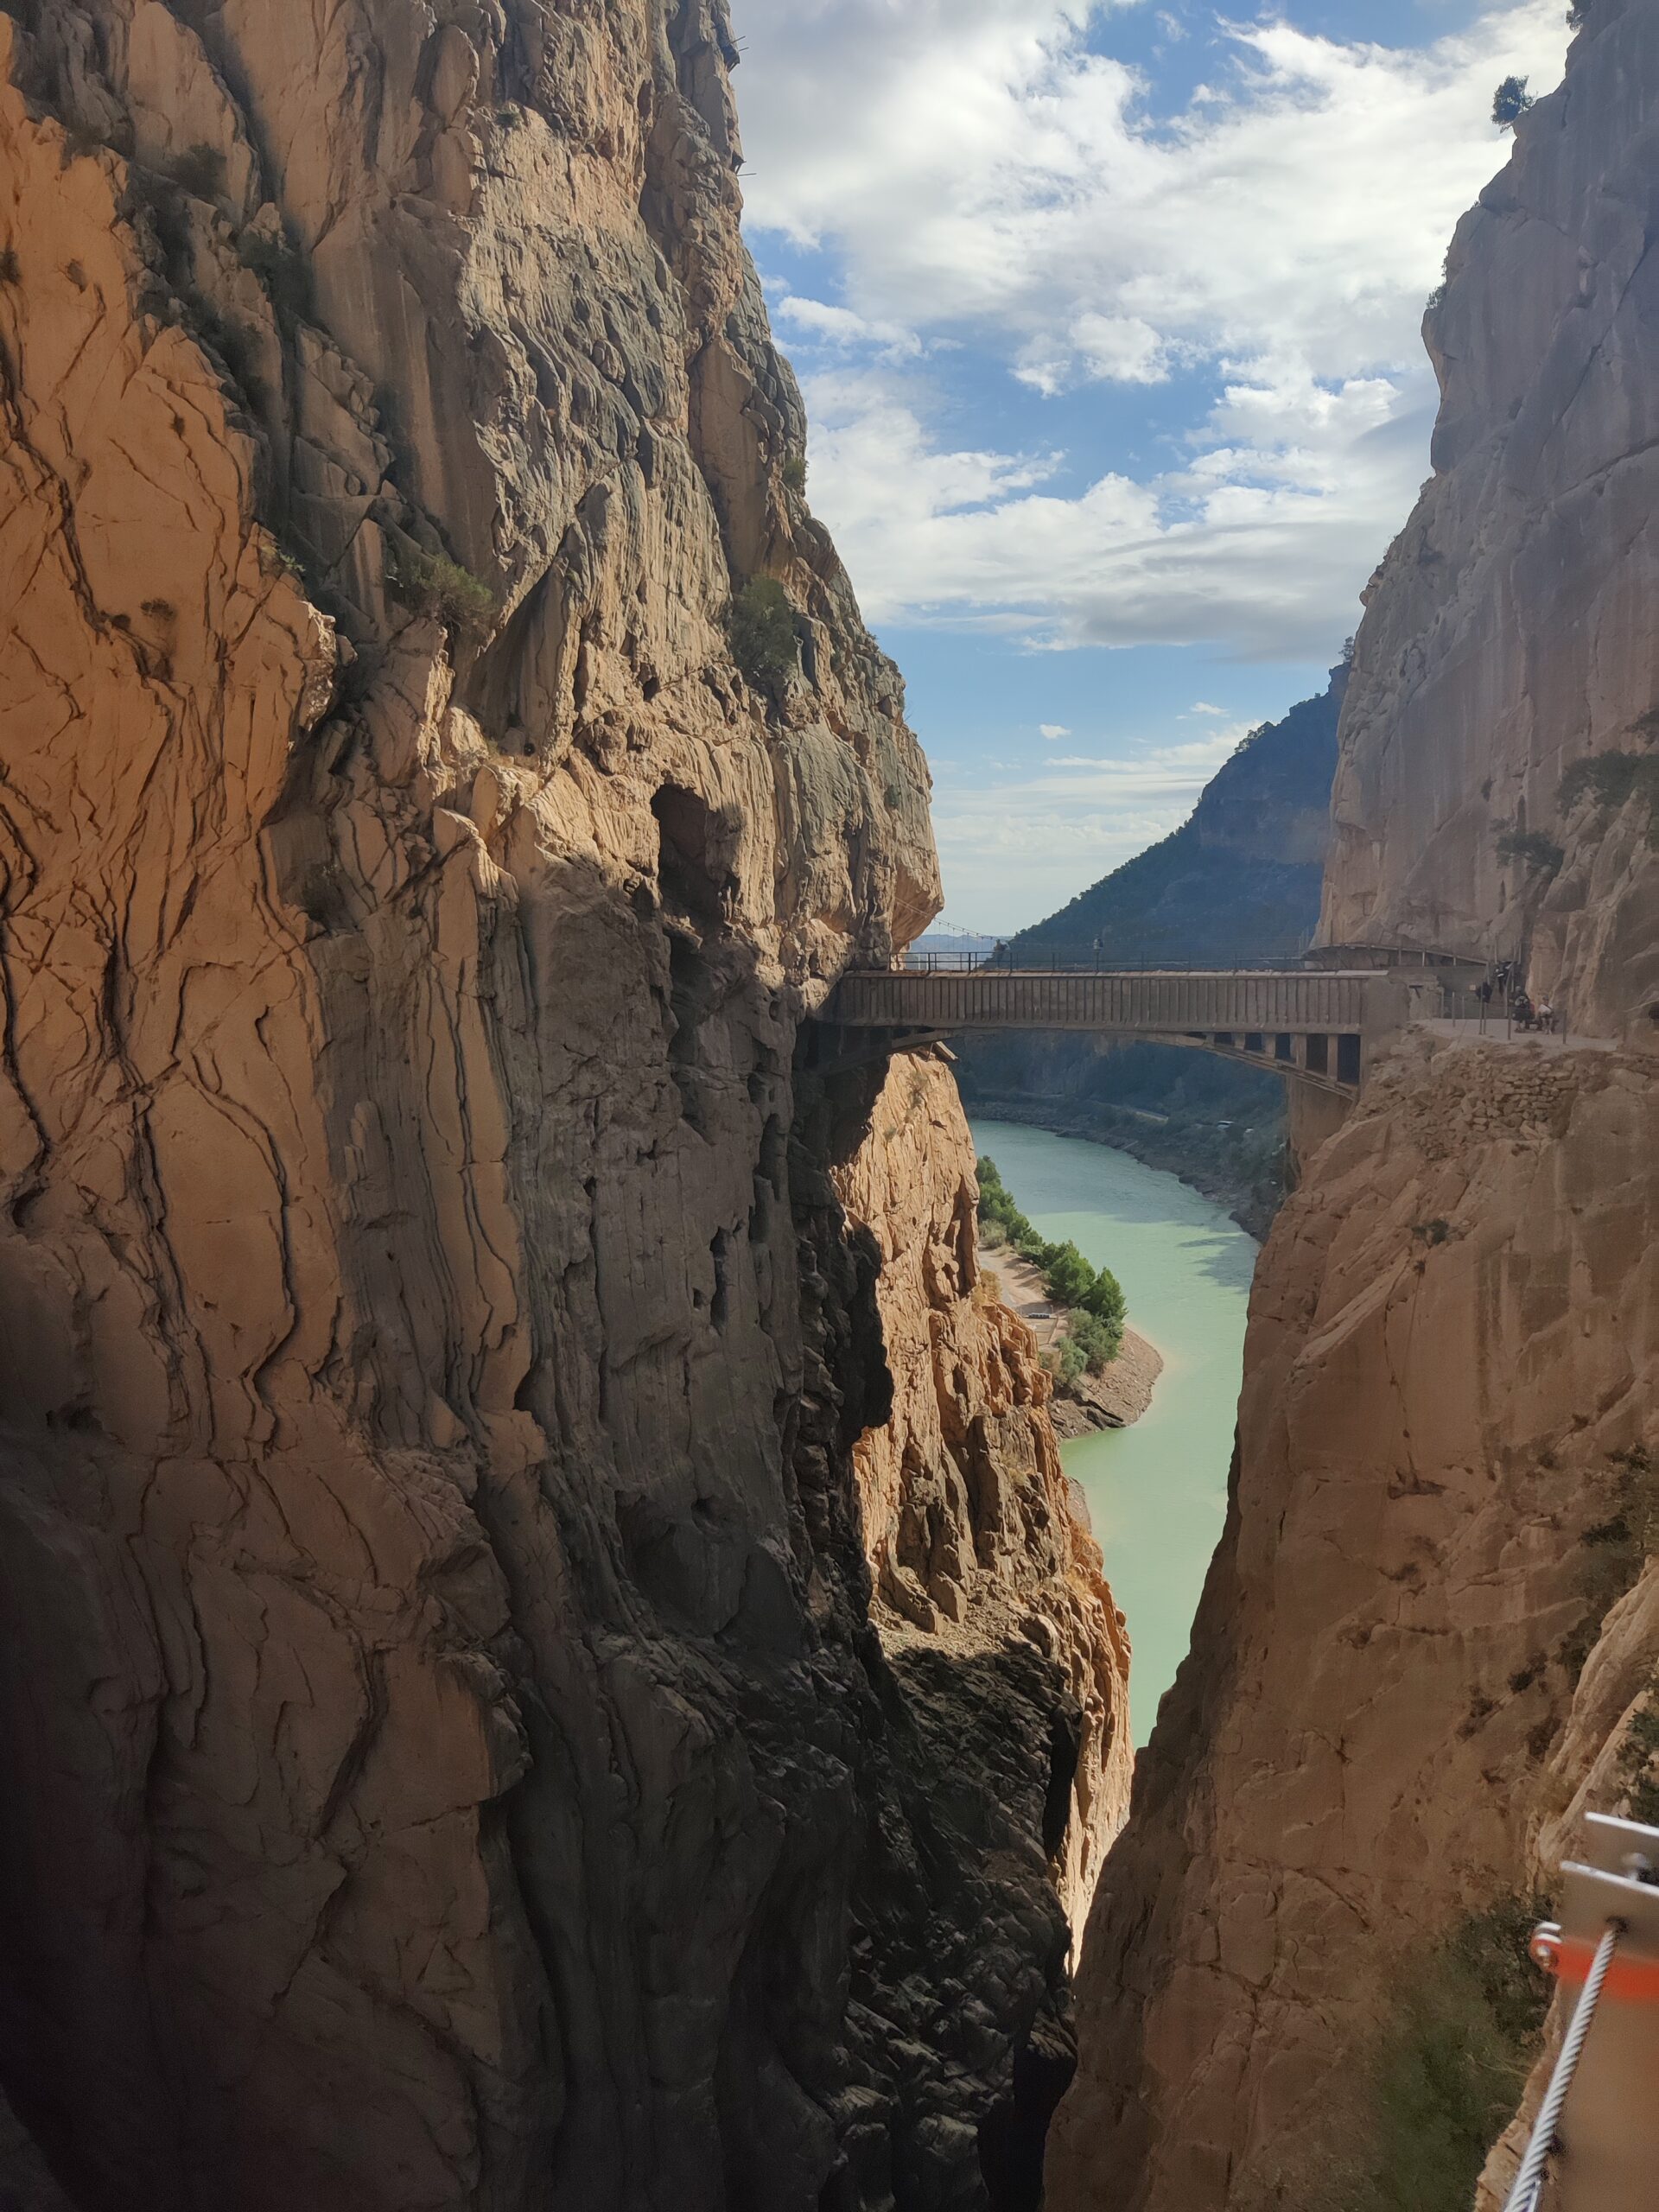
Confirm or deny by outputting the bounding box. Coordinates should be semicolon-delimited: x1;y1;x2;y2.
1048;5;1659;2206
0;5;1129;2208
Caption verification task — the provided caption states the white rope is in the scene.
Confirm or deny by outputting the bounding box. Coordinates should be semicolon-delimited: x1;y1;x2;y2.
1503;1918;1622;2212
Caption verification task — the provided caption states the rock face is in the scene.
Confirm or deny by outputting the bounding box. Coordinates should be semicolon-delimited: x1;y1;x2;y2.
1048;1034;1659;2209
1052;11;1659;2206
830;1053;1133;1923
1321;0;1659;1048
0;7;1123;2209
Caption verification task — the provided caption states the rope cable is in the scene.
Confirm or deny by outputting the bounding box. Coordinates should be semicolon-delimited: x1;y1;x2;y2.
1503;1917;1623;2212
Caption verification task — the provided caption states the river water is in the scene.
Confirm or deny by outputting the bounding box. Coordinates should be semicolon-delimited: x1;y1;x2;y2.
968;1120;1258;1747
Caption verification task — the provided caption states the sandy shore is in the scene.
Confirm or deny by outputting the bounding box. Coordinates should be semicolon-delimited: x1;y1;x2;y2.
982;1245;1165;1437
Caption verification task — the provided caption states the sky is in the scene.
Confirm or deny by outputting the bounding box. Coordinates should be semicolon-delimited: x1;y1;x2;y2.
725;0;1573;931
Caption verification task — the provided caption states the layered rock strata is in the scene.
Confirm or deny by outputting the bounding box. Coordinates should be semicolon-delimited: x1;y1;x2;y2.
0;6;1124;2209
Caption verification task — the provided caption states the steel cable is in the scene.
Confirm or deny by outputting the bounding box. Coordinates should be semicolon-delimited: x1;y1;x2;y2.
1503;1918;1622;2212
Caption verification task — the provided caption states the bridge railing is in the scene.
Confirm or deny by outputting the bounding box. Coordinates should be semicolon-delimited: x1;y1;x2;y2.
830;966;1381;1035
894;950;1317;975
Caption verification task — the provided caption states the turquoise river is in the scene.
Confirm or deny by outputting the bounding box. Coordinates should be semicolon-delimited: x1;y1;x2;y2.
968;1120;1259;1747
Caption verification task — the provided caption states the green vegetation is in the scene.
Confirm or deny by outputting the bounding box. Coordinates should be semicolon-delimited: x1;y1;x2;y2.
1491;76;1534;127
1357;1901;1548;2212
1561;1446;1659;1681
1559;748;1659;849
976;1155;1127;1376
1617;1678;1659;1827
1495;828;1564;874
728;577;799;687
388;545;497;639
1289;1899;1549;2212
781;454;809;493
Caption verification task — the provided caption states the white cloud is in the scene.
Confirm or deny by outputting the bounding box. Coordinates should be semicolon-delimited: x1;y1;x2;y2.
766;287;923;360
800;355;1427;656
730;0;1570;658
1039;722;1072;740
1188;701;1228;716
931;728;1249;925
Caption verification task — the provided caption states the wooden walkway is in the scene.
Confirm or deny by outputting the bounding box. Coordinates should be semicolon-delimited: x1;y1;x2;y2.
818;967;1411;1096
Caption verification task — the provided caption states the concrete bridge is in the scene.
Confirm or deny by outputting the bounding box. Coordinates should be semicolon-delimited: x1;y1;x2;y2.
817;965;1411;1097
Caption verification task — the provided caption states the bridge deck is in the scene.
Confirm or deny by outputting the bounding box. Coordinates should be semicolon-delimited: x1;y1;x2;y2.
817;966;1407;1097
826;967;1381;1036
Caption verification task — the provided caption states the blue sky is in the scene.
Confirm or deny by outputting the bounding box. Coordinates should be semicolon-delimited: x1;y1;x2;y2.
726;0;1572;930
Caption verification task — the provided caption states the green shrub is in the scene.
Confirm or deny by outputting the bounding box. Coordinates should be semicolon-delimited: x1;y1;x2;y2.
1616;1680;1659;1826
1561;1447;1658;1681
1495;829;1563;873
389;545;497;639
728;577;799;687
1042;1239;1096;1309
1559;749;1659;849
1053;1335;1089;1386
1308;1899;1549;2212
781;454;808;493
1491;76;1534;128
1063;1307;1122;1375
976;1156;1128;1365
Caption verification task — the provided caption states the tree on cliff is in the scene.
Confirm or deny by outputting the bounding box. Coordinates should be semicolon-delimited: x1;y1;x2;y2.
1491;76;1534;128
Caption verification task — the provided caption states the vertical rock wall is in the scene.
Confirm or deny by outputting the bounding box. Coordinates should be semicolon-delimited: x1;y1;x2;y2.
830;1053;1133;1924
0;6;1124;2208
1320;0;1659;1047
1048;1038;1659;2208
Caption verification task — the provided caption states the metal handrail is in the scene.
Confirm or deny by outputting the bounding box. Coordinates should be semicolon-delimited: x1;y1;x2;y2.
888;950;1326;976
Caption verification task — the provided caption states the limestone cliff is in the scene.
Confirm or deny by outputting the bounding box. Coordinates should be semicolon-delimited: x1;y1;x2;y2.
1049;1035;1659;2208
830;1053;1133;1923
0;6;1123;2208
1321;0;1659;1047
1052;10;1659;2206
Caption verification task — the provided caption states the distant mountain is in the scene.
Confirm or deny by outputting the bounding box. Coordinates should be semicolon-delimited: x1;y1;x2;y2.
1010;668;1345;965
913;928;999;955
959;666;1345;1234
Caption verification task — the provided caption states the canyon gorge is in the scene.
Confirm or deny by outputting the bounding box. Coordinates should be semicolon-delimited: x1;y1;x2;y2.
0;3;1656;2211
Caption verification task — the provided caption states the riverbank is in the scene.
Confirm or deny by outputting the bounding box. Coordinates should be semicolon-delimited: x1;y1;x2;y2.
983;1244;1165;1435
971;1121;1257;1745
963;1090;1285;1241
